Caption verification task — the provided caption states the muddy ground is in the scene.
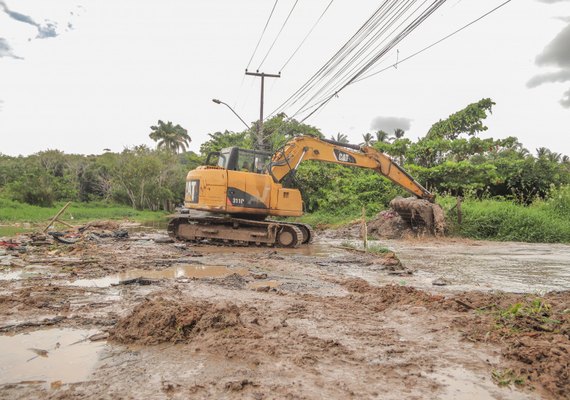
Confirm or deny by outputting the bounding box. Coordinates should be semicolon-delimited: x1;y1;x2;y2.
0;224;569;399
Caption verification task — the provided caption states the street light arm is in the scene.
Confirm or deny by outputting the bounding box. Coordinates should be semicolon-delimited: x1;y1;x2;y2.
211;99;250;130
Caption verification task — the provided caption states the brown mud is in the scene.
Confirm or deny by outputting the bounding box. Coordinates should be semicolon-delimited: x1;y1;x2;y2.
0;222;568;399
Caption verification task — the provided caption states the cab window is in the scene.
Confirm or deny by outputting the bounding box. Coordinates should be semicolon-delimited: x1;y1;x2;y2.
237;152;255;172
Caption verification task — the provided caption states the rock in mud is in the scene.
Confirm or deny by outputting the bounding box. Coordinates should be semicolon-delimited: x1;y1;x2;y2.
432;277;451;286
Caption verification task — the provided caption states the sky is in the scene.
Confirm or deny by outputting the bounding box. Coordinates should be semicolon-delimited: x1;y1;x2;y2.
0;0;569;156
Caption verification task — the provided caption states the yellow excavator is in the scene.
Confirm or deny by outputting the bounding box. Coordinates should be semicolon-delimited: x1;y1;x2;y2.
168;136;436;247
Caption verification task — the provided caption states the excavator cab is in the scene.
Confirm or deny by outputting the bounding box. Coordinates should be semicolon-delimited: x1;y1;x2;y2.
209;148;273;174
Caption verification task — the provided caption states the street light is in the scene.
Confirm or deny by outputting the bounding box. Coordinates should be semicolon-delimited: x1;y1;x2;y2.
212;99;251;130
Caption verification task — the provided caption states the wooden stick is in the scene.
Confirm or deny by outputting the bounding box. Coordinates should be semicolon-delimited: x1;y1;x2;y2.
361;207;368;250
43;202;72;233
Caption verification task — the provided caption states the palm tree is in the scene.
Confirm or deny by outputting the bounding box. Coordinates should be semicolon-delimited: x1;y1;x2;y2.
393;128;405;139
536;147;549;159
361;133;374;146
562;155;569;164
331;133;349;144
548;152;562;163
149;120;191;153
375;130;390;143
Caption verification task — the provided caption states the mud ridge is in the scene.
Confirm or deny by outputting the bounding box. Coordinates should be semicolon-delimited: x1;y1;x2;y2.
109;297;255;345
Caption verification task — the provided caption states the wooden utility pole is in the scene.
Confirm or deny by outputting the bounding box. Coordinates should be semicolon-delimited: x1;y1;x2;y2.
245;70;280;151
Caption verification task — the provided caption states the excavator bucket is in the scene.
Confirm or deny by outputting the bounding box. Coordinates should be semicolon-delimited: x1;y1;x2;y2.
389;197;445;235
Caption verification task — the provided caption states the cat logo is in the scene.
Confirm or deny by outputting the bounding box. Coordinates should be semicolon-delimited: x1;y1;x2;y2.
333;149;356;164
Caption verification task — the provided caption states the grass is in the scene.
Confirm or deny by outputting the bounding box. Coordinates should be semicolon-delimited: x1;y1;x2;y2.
366;243;391;254
338;240;392;256
440;189;570;243
0;198;168;236
492;369;525;387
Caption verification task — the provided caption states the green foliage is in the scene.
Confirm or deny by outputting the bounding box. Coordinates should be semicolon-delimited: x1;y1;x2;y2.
149;120;191;153
375;130;391;143
330;133;349;144
254;113;323;152
366;244;391;254
427;98;495;140
0;146;198;211
492;369;525;387
292;161;405;216
0;198;166;223
199;130;251;155
442;191;570;243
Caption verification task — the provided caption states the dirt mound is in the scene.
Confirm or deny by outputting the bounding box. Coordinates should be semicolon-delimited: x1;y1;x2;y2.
367;210;413;239
342;278;445;311
389;197;445;235
110;297;244;345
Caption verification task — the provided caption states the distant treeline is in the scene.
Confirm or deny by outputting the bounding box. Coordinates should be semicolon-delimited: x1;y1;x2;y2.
0;98;569;216
0;147;202;210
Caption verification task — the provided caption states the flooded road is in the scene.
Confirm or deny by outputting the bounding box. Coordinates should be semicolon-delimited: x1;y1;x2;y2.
383;239;570;292
0;226;568;399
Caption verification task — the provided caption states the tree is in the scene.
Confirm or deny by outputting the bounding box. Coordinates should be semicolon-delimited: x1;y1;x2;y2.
331;133;349;144
200;131;250;155
375;130;391;143
426;98;495;140
254;113;323;152
393;128;405;139
149;120;191;153
361;133;374;146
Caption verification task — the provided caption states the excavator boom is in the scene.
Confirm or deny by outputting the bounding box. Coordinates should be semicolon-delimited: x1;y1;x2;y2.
269;136;434;202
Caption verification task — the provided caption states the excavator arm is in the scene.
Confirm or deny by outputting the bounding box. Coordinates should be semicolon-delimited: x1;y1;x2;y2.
268;136;435;202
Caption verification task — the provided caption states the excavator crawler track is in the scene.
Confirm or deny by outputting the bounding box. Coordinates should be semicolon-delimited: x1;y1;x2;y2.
167;215;307;247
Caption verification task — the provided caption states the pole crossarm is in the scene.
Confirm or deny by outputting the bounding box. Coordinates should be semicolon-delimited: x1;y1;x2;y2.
245;70;281;151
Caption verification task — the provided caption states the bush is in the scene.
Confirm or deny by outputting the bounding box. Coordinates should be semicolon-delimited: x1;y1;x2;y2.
443;193;570;243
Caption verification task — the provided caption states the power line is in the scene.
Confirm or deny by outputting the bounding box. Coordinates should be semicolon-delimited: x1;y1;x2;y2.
285;0;408;113
246;0;279;71
277;0;437;119
298;0;512;123
269;1;396;117
294;0;423;114
354;0;513;84
279;0;335;73
295;0;447;122
258;0;300;71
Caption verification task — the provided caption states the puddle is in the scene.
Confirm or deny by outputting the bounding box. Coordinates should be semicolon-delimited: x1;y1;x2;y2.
427;367;533;400
0;265;56;281
0;328;105;386
249;280;281;289
126;220;169;233
0;270;24;281
194;242;345;258
386;240;570;293
279;243;343;257
69;264;249;287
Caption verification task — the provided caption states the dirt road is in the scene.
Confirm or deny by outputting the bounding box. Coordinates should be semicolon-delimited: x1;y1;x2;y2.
0;226;568;399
